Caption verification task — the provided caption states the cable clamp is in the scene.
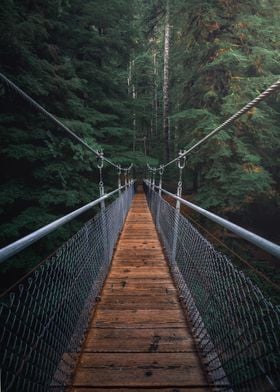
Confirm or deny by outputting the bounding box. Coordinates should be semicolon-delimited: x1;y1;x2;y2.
159;165;164;176
97;149;104;169
178;150;186;169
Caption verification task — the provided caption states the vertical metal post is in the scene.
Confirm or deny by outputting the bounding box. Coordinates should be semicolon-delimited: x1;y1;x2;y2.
152;169;156;190
130;164;134;185
118;165;125;223
97;150;109;263
124;169;128;187
118;165;122;196
158;165;164;197
172;150;186;263
147;165;151;184
127;168;130;186
97;150;105;207
156;165;164;228
128;167;132;186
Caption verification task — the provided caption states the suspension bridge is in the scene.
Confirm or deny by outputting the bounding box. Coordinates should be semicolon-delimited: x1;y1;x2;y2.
0;74;280;392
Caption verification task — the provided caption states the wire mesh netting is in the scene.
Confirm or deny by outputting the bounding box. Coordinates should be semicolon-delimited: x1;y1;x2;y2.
144;182;280;392
0;185;134;391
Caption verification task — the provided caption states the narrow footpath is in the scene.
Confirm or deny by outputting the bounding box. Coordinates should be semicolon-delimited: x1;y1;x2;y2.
70;190;211;391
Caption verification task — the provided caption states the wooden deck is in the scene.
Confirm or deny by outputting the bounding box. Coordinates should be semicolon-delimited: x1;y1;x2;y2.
70;191;211;391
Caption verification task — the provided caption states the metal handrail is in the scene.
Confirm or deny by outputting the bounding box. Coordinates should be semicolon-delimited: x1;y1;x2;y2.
0;183;135;264
145;180;280;259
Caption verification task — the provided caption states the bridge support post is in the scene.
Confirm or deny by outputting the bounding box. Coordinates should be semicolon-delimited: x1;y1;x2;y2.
171;151;186;263
98;152;110;267
156;165;164;228
171;193;181;263
152;168;156;190
118;165;126;223
118;165;122;197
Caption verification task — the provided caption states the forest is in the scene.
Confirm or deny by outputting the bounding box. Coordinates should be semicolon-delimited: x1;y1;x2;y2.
0;0;279;297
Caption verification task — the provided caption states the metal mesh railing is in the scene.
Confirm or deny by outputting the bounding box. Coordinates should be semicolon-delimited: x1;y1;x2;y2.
0;185;134;391
144;182;280;392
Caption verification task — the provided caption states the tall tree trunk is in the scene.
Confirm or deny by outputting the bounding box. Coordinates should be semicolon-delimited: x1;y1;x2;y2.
153;51;158;137
132;82;136;151
128;60;137;152
163;0;170;161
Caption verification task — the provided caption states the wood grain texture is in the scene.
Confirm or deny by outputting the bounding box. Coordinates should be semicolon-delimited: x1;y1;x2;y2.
73;353;207;387
69;191;211;390
83;327;196;353
69;389;211;392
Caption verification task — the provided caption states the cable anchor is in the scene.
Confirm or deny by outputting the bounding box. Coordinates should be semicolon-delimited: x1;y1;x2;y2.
97;149;104;197
117;165;122;189
178;150;186;170
158;165;164;197
97;149;104;169
176;150;186;209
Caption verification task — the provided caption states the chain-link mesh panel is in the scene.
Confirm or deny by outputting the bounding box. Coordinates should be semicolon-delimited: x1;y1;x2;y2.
0;185;134;391
144;183;280;392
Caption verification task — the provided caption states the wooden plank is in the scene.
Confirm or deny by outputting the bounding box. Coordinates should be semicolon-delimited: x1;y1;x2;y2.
110;268;170;279
83;327;195;353
104;278;174;285
112;262;167;268
113;257;166;263
112;262;168;268
110;266;170;272
69;389;212;392
115;249;165;255
69;388;211;392
114;254;166;261
73;353;207;387
92;309;186;328
102;286;177;296
117;245;161;250
104;279;175;288
98;295;180;310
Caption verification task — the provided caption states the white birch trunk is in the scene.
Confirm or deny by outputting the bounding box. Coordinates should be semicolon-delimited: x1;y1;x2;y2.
163;1;171;161
153;51;158;137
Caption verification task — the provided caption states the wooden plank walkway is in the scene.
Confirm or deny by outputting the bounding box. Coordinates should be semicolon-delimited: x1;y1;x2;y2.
70;191;211;391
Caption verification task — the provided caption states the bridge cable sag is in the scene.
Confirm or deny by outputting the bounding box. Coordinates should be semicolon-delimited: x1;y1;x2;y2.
0;72;133;172
151;78;280;171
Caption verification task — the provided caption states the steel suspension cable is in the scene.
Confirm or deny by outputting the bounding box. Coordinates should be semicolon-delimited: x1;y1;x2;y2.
0;72;132;172
153;78;280;171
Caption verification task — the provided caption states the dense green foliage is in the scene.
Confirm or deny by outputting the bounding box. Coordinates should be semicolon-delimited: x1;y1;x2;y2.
132;0;280;211
0;0;157;287
0;0;279;291
170;0;280;213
